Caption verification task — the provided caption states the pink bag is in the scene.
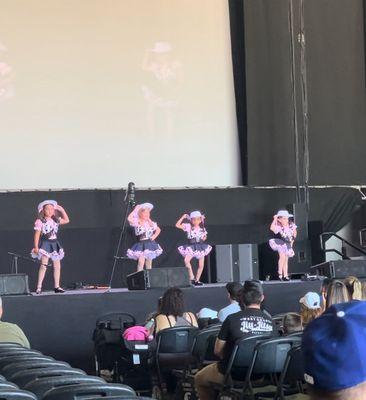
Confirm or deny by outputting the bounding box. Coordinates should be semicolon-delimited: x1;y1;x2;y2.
123;326;149;342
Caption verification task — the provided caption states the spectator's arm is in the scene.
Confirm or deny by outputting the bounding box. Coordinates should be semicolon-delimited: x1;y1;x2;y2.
214;338;226;359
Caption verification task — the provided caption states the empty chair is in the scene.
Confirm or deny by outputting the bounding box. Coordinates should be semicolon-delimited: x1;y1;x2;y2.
0;344;24;352
0;355;54;370
0;381;19;390
23;375;105;399
10;367;86;388
2;360;71;379
42;383;135;400
0;349;41;358
229;336;302;399
276;345;305;400
0;390;37;400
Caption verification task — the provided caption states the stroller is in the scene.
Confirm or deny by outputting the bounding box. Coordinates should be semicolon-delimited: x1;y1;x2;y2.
92;312;152;394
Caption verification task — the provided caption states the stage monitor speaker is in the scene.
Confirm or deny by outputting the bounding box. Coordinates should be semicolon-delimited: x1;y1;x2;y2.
310;260;366;279
215;244;259;283
287;203;308;241
127;267;190;290
0;274;30;295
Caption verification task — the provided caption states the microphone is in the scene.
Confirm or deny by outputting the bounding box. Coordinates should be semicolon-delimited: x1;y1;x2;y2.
125;182;135;206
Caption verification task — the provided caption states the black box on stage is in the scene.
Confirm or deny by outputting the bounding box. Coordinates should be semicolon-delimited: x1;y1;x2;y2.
0;274;30;295
126;267;190;290
215;244;259;283
310;260;366;279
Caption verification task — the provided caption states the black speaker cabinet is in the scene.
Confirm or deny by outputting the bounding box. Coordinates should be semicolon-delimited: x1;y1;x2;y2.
215;244;259;283
0;274;30;295
310;260;366;279
127;267;190;290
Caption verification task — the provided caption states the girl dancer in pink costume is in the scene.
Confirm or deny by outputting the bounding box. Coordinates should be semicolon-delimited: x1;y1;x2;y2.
269;210;297;281
127;203;162;271
176;211;212;286
31;200;70;294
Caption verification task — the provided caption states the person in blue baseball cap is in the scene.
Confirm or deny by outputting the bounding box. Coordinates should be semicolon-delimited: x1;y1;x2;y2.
303;300;366;399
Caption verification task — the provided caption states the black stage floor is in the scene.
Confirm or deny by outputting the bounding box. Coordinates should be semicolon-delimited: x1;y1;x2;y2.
2;280;321;373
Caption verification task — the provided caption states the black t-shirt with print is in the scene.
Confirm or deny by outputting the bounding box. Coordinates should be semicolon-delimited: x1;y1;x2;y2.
217;307;274;373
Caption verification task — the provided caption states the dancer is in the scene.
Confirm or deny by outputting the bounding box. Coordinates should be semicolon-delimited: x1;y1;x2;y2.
269;210;297;281
127;203;162;271
176;211;212;286
31;200;70;294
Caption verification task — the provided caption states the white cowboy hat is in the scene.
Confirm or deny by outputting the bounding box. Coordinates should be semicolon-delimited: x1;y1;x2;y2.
139;202;154;210
37;200;57;213
189;211;204;220
276;210;293;218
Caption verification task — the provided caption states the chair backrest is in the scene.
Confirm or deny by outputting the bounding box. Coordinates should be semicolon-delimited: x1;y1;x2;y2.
0;344;25;352
226;334;272;381
0;381;19;390
11;368;86;388
250;337;302;376
0;349;41;358
42;383;135;400
2;361;71;378
192;326;221;365
0;355;54;370
156;326;199;370
157;326;199;354
281;345;304;384
23;375;105;398
0;390;37;400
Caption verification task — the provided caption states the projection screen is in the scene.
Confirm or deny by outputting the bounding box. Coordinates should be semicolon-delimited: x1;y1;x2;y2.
0;0;240;190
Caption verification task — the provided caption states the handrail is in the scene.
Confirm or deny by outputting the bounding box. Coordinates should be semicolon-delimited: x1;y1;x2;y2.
320;232;366;259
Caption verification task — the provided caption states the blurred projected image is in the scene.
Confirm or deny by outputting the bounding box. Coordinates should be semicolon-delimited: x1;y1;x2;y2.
0;42;14;102
142;41;182;137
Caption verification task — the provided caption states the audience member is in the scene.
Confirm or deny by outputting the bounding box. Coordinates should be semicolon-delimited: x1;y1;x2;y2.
299;292;322;327
362;281;366;300
282;312;302;335
0;297;30;348
154;287;198;334
195;280;273;400
217;282;242;322
320;277;333;310
326;280;350;309
144;296;163;336
343;276;363;300
196;308;219;329
303;301;366;400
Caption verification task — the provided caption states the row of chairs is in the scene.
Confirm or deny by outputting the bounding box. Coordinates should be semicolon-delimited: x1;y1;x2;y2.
154;326;306;399
0;342;154;399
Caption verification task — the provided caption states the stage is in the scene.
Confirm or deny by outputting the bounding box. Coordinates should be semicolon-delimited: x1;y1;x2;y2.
2;280;321;373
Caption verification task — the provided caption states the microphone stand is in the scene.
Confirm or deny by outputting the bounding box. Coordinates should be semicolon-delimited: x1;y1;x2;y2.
107;193;134;291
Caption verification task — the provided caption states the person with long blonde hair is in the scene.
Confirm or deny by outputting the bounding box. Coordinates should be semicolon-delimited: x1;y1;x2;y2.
326;280;350;308
343;276;363;300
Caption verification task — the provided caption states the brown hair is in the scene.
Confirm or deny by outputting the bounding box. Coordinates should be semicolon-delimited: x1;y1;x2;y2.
343;276;363;300
283;312;302;335
300;304;322;327
326;280;350;309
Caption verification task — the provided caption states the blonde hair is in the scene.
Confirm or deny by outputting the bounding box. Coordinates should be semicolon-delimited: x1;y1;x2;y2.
362;281;366;300
300;304;322;326
326;280;350;309
344;276;363;300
